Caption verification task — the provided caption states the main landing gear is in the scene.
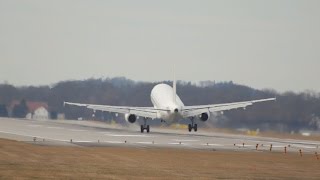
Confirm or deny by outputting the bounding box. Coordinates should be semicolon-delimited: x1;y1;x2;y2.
188;118;197;132
140;118;150;133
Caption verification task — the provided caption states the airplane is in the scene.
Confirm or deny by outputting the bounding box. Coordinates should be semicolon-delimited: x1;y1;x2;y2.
64;76;276;133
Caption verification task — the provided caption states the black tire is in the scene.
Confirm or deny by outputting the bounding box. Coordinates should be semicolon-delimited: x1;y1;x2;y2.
147;125;150;133
140;125;144;133
194;124;198;132
188;124;192;132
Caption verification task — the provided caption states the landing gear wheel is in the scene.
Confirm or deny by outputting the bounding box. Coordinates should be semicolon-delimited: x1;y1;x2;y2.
194;124;198;132
188;118;198;132
140;118;150;133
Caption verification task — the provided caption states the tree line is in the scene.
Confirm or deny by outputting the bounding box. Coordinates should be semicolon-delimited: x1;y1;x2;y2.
0;77;319;132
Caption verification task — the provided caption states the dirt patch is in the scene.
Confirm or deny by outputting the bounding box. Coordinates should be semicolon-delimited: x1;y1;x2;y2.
0;138;319;179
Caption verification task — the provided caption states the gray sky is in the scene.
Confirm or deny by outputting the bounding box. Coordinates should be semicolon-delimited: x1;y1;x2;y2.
0;0;319;92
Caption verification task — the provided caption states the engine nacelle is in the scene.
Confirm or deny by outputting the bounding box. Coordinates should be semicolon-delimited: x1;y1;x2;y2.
125;114;137;123
200;112;210;121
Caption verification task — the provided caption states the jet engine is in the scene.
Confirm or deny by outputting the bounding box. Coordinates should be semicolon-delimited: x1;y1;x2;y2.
200;112;210;121
125;114;137;123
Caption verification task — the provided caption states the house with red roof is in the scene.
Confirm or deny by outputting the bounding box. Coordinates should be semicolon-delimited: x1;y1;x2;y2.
9;100;49;119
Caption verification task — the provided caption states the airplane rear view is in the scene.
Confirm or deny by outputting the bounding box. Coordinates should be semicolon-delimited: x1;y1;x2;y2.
64;74;276;133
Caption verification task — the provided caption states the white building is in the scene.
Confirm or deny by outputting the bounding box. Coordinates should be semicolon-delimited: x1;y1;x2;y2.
9;100;50;120
25;102;49;120
33;107;49;119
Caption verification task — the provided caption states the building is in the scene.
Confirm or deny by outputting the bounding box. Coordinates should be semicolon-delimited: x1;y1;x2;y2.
9;100;49;120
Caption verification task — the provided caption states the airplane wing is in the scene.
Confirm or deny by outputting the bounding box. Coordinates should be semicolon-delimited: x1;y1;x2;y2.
64;102;168;119
182;98;276;118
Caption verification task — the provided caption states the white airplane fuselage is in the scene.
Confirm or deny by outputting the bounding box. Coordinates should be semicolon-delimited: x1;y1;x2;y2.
150;83;184;123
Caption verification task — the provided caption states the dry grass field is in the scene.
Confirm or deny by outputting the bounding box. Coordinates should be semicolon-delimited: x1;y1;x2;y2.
0;138;319;180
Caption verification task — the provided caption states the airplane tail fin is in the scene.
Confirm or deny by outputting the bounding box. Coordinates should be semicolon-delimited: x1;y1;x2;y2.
173;66;176;103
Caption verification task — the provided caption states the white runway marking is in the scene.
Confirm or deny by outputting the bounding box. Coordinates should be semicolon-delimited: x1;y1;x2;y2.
136;142;155;144
266;142;280;145
244;145;254;147
271;145;285;148
202;143;224;146
292;145;317;149
106;134;155;137
168;142;188;145
46;126;63;129
234;144;255;147
27;125;42;127
69;129;87;132
173;139;199;142
103;141;124;144
74;140;93;143
45;138;70;142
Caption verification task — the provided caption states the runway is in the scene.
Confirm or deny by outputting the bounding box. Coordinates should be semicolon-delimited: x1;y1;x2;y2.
0;118;319;153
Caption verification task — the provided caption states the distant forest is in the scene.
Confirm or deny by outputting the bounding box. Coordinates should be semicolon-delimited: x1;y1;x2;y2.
0;77;320;132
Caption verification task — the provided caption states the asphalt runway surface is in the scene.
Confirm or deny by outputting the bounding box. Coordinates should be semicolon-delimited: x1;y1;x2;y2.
0;118;319;153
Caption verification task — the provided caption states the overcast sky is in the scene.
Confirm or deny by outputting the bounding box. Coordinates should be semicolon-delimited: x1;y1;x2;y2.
0;0;319;92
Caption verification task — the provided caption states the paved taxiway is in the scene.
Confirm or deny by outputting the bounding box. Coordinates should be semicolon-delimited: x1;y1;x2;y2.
0;118;319;153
